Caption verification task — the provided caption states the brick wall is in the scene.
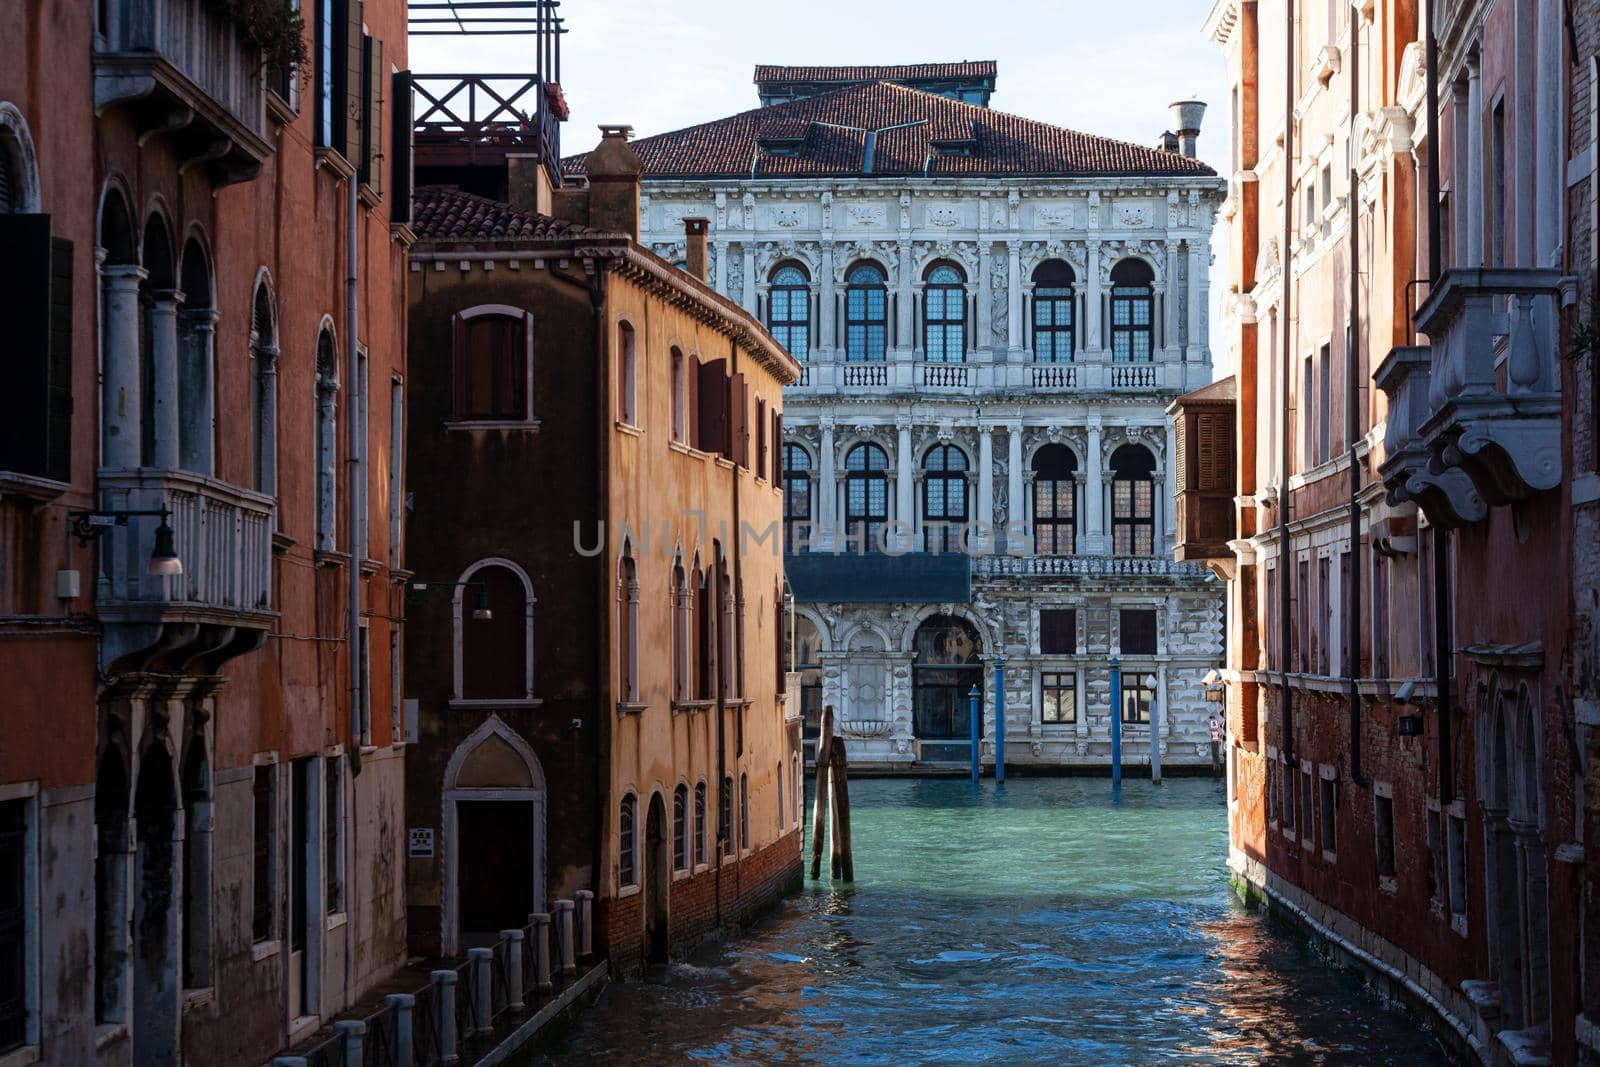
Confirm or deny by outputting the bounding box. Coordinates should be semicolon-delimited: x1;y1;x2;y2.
596;828;803;977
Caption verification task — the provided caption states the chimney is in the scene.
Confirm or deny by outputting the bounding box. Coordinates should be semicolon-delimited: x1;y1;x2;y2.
1168;100;1206;159
683;218;710;282
584;125;643;239
506;154;555;217
1155;131;1180;154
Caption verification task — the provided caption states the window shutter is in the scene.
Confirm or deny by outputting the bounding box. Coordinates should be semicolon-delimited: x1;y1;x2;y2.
1175;412;1190;490
730;372;748;467
687;357;700;450
344;0;364;159
47;237;73;482
391;69;413;224
360;35;383;192
697;359;727;456
772;413;782;484
0;215;56;478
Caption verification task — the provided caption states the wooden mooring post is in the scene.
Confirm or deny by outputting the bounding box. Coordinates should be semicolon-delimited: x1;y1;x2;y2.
809;705;854;882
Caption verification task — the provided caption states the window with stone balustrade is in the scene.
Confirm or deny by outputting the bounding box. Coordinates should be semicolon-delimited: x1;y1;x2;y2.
845;263;887;362
1032;260;1076;363
922;262;966;363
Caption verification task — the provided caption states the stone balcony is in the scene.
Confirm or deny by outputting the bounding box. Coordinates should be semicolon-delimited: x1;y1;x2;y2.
789;356;1202;399
94;0;273;184
1373;345;1486;527
1412;268;1574;511
95;467;275;669
973;555;1209;580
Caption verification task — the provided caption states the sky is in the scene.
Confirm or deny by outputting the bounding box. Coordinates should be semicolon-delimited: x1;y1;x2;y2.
412;0;1228;169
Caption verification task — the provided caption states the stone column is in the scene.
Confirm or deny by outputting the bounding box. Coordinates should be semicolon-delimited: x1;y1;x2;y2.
431;967;459;1059
102;264;147;468
1006;422;1024;552
1465;53;1484;267
897;239;915;358
501;929;526;1010
1084;418;1106;555
1186;244;1205;364
555;899;576;975
714;239;730;294
179;307;218;475
819;241;836;359
1164;239;1182;357
531;912;553;992
1005;240;1023;356
1085;241;1102;355
386;993;416;1066
741;242;757;314
1163;420;1178;549
818;418;837;550
976;243;993;356
574;889;594;956
150;289;184;470
896;417;915;551
977;423;995;552
468;948;493;1032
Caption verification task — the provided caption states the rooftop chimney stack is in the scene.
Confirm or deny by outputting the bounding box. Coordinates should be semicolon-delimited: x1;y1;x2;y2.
1168;100;1206;159
1156;130;1180;154
684;218;710;282
584;125;644;239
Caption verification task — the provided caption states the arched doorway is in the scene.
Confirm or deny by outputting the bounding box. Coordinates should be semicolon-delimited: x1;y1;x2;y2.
911;615;983;740
643;793;669;964
443;718;547;955
132;746;178;1066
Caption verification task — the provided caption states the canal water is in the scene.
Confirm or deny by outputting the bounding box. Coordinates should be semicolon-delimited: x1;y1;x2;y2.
534;778;1453;1065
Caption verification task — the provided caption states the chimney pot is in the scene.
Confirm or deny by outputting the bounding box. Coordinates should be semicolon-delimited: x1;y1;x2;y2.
683;217;710;282
583;125;645;240
1168;99;1206;158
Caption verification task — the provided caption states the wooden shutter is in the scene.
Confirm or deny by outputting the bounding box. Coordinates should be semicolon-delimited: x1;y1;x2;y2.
771;413;782;484
730;372;748;467
360;34;383;192
1197;412;1229;491
0;215;61;479
391;69;413;224
344;0;364;159
697;359;727;457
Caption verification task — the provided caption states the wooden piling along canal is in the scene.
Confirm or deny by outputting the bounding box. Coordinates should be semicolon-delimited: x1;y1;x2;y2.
810;705;854;882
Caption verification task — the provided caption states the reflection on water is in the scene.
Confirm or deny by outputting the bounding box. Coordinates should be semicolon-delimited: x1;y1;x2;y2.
533;779;1452;1066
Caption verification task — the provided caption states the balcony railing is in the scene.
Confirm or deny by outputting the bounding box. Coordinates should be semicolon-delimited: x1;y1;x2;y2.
1110;364;1158;389
1373;345;1485;526
94;0;271;181
1412;268;1573;510
96;468;274;620
785;358;1199;396
1032;364;1077;389
974;555;1209;579
840;363;888;387
412;74;563;180
920;362;969;389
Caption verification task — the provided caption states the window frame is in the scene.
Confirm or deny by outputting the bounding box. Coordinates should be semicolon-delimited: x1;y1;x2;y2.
1110;447;1157;557
1119;671;1157;724
1032;445;1078;556
615;320;638;428
1040;671;1078;725
844;263;888;363
921;443;969;552
1032;260;1076;363
672;784;689;874
783;443;813;546
449;305;536;428
844;442;890;550
1108;260;1155;363
452;557;539;708
922;262;967;363
767;264;811;362
618;793;638;890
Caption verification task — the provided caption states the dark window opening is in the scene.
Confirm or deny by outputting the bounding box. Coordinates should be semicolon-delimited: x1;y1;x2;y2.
1032;444;1078;555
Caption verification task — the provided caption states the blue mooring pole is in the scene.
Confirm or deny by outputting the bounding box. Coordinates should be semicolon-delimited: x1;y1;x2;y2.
993;657;1006;784
969;684;981;784
1109;655;1123;789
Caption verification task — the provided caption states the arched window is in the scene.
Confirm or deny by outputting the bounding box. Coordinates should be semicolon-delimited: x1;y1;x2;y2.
783;443;812;544
1109;259;1155;363
692;559;713;700
0;132;20;214
718;775;733;856
139;214;175;467
250;281;278;495
844;442;890;549
922;444;968;551
453;306;531;421
768;264;810;361
693;781;708;867
315;329;339;551
1032;260;1076;363
923;263;966;362
739;773;750;851
619;793;637;888
845;263;887;363
616;321;637;426
618;548;639;703
672;784;688;872
1111;444;1157;556
671;560;689;701
177;235;216;475
670;347;686;443
456;560;536;702
776;762;785;830
1032;444;1078;555
97;186;143;470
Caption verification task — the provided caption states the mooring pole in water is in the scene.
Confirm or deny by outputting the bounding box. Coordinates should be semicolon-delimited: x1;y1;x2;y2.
810;704;835;880
1109;655;1123;789
993;656;1006;784
1150;686;1163;784
830;738;854;881
968;684;981;783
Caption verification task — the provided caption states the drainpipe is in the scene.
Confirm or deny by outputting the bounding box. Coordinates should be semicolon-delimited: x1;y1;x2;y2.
1422;0;1454;806
1280;0;1297;768
728;336;744;913
343;162;362;1016
1346;0;1365;787
589;266;610;918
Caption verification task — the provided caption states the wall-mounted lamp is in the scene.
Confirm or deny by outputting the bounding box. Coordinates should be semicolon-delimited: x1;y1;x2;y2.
409;580;493;621
69;508;183;576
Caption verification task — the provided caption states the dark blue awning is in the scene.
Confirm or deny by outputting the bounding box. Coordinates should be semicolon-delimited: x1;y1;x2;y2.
784;552;971;604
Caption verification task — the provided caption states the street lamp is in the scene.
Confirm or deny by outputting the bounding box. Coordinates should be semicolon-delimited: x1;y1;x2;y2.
69;508;184;576
409;579;493;621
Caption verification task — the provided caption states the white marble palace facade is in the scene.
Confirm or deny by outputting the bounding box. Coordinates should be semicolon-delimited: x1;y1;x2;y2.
602;64;1229;768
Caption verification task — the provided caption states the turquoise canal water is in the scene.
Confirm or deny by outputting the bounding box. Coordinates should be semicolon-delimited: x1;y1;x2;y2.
535;778;1453;1065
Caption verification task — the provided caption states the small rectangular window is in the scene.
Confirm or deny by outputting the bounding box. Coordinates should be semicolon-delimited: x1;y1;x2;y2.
1319;775;1337;854
1041;672;1077;724
1375;793;1396;879
455;312;528;422
1300;770;1314;842
1281;760;1296;831
252;766;275;943
1120;609;1157;656
1040;609;1077;655
619;796;637;888
325;759;344;914
0;799;30;1054
1447;813;1468;919
1372;553;1390;678
1267;759;1279;824
1426;807;1444;905
1120;672;1156;724
1317;557;1331;676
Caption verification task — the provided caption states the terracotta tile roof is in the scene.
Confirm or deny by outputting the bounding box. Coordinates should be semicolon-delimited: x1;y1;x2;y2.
411;186;604;241
563;82;1215;180
752;61;997;85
